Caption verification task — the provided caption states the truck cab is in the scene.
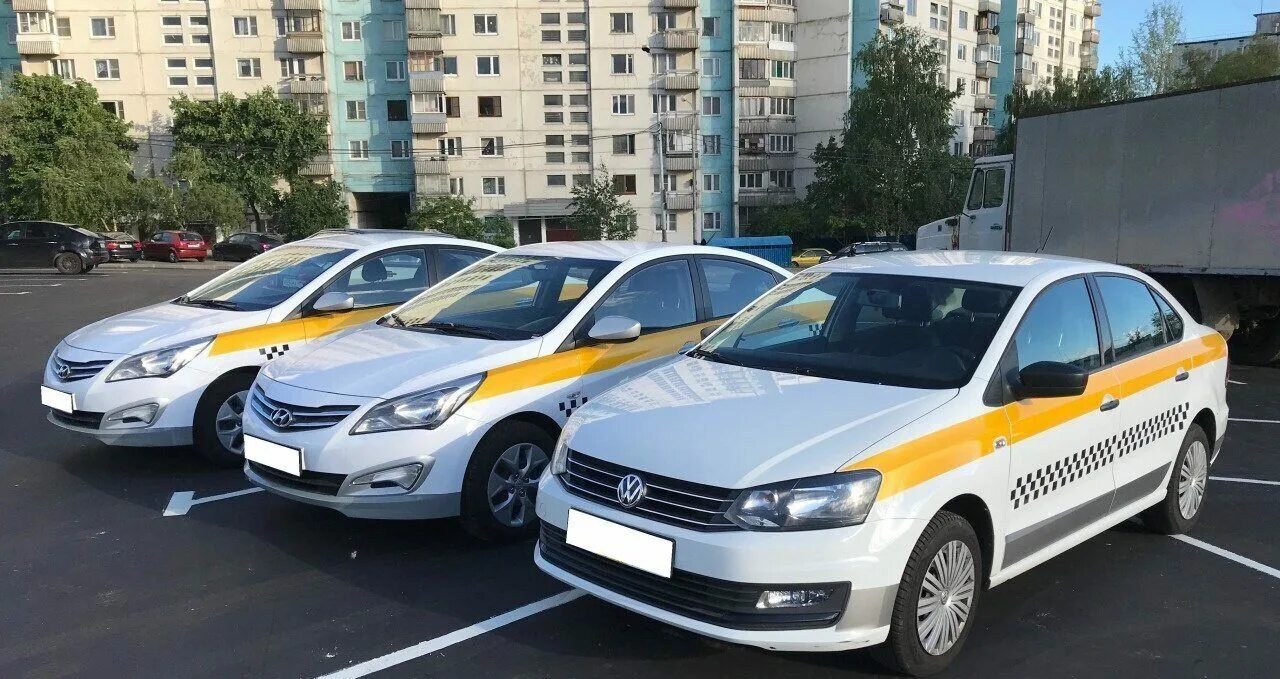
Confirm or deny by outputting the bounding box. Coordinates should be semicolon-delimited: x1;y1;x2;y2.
916;155;1013;252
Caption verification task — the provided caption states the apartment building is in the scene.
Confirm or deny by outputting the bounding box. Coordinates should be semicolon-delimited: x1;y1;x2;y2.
1172;11;1280;64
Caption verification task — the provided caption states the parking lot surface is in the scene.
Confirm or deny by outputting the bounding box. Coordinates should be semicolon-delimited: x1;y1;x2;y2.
1;268;1276;678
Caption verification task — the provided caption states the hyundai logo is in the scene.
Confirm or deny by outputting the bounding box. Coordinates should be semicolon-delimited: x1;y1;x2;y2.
616;473;647;508
270;407;295;428
54;360;73;380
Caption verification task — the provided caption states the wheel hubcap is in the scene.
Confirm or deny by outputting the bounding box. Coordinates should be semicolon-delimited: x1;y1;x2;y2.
917;540;976;656
1178;440;1209;519
486;443;549;528
214;390;248;456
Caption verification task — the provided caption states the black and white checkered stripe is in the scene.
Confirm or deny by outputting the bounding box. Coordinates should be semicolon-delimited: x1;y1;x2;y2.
259;344;291;361
558;396;589;418
1011;402;1189;509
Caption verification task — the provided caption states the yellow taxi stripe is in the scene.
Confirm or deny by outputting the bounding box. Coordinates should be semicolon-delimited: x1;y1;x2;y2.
843;332;1227;500
207;305;392;357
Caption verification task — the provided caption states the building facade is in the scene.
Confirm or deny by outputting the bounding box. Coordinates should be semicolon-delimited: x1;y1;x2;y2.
0;0;1098;239
1172;11;1280;65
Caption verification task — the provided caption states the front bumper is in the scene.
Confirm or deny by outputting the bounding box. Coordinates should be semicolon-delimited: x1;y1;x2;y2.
245;463;460;519
535;474;923;652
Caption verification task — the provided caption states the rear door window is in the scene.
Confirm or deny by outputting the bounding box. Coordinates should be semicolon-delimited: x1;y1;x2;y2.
435;247;491;279
1096;276;1165;360
699;258;778;318
326;248;430;309
1152;292;1184;342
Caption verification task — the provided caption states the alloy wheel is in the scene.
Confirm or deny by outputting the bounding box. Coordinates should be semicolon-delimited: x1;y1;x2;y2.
214;390;248;456
486;443;549;528
1178;439;1209;519
916;539;977;656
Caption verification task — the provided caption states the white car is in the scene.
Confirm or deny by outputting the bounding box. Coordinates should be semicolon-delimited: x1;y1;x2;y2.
42;230;500;464
535;251;1229;676
241;242;788;539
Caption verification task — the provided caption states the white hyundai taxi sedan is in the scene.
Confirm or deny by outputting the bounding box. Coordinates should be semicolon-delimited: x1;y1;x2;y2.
535;251;1228;676
242;242;788;539
42;230;499;465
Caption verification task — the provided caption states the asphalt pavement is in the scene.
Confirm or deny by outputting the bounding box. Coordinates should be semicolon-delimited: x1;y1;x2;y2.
0;268;1276;678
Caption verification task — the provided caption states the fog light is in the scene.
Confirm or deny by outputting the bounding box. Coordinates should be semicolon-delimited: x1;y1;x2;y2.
756;588;836;609
103;403;159;427
351;463;424;491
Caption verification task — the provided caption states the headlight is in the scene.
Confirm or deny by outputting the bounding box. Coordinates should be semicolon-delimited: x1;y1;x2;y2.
106;337;212;382
350;374;484;435
725;471;881;531
549;416;584;477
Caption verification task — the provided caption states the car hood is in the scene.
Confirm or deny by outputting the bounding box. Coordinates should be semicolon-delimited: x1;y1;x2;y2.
261;324;543;399
62;302;265;356
566;357;957;489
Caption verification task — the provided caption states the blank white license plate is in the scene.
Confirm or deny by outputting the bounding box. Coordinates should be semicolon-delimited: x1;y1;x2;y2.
118;243;132;249
40;386;75;413
244;435;303;476
566;509;673;578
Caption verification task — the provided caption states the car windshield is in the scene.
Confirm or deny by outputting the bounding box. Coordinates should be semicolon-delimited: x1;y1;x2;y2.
387;254;618;340
178;245;353;311
695;271;1019;389
181;232;203;241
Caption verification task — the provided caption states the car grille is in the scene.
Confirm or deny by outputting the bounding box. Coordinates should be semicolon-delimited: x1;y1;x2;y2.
51;356;113;382
50;409;105;429
247;461;345;496
562;450;740;531
539;523;848;631
248;386;359;431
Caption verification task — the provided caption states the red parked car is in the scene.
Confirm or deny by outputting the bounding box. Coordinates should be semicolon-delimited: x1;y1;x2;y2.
142;230;207;263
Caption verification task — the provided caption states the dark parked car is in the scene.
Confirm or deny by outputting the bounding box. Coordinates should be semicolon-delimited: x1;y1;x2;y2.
141;230;207;262
211;232;284;262
0;221;108;274
820;240;908;262
97;231;142;262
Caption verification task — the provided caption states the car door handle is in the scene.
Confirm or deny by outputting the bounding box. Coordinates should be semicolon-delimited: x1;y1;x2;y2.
989;224;1003;230
1175;369;1190;382
1099;398;1119;412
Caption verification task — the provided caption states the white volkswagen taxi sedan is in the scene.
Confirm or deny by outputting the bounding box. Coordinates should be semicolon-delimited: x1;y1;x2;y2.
534;251;1229;676
42;230;500;465
242;242;788;539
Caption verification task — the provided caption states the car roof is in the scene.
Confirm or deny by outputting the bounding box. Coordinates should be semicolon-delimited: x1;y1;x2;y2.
498;240;783;268
809;250;1133;288
300;229;500;251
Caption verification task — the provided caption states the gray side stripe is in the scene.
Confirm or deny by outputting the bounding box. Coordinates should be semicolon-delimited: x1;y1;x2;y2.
1004;463;1171;567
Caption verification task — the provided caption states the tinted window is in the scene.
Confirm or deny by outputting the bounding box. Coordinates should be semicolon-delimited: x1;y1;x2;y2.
1097;276;1164;360
2;225;22;241
1014;278;1101;371
26;223;55;239
594;259;697;332
326;249;429;309
982;168;1005;208
701;258;776;318
1153;292;1184;341
436;247;490;279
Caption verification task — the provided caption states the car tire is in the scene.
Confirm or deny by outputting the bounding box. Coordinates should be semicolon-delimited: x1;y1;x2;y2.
1140;423;1210;535
167;250;179;263
459;421;555;542
193;371;256;467
874;510;984;678
196;258;205;263
54;253;84;275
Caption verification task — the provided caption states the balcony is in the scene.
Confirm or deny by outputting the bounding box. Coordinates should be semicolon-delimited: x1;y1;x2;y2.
977;30;997;46
1018;10;1037;24
1081;54;1099;70
739;117;797;135
664;156;696;171
739;156;767;172
1015;69;1034;87
411;111;448;135
978;0;1000;14
409;71;446;93
1085;2;1102;18
661;71;699;90
1017;38;1034;54
16;35;59;56
664;192;696;211
283;76;326;94
662;114;698;131
11;0;53;10
664;0;699;7
408;35;443;53
738;188;795;207
972;125;997;142
300;154;333;176
405;0;441;8
408;9;443;35
1082;28;1100;44
416;175;449;196
880;6;904;25
283;0;322;9
414;157;449;175
975;62;998;79
286;32;325;53
974;94;996;110
655;29;699;50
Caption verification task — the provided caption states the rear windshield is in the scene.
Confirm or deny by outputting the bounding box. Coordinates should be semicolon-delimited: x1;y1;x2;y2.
70;227;99;238
696;271;1020;389
181;232;203;241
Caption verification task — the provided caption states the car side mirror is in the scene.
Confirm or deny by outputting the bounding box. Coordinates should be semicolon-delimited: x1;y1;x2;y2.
312;291;355;313
587;316;641;343
700;325;720;340
1012;361;1088;399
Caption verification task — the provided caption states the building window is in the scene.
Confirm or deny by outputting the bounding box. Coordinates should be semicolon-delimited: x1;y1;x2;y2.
771;60;795;79
739;58;767;79
445;96;460;117
956;77;966;94
166;58;187;69
163;34;184;44
474;14;498;35
94;59;120;80
383;20;404;41
546;135;564;147
232;16;257;37
702;16;720;37
653;93;676;113
544;95;563;106
546;152;565;164
162;16;182;27
611;54;634;74
449;177;465;195
770;22;794;42
569;53;588;66
90;17;116;38
387;99;408;121
568;12;586;24
610;13;633;33
482;177;506;195
770;97;795;116
573;174;592;187
345;100;367;121
413;93;443;113
55;17;71;37
545;111;564;124
548;175;567;187
959;10;969;29
386;61;406;81
568;29;586;42
476;55;500;76
190;16;208;27
191;33;210;45
196;75;215;86
569;70;589;83
391;140;411;159
702;95;722;115
612;175;637;195
703;135;721;155
101;101;124;119
344;61;365;81
613;134;636;155
478;96;502;117
441;14;456;35
572;135;590;147
544;71;563;83
53;59;76;80
656;13;676;31
349;140;370;160
542;30;562;42
442;56;458;75
702;57;721;77
769;170;794;188
768;134;794;153
439;137;462;156
541;13;561;25
280;58;307;77
570;94;588;107
237;58;261;78
481;137;504;156
957;44;966;61
341;21;361;41
740;172;764;189
702;174;721;192
168;75;189;87
611;94;635;114
654;212;678;232
702;211;722;231
543;54;563;66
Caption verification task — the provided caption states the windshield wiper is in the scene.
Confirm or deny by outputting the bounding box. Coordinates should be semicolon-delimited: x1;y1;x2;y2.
382;312;406;327
182;298;243;311
688;347;748;368
410;321;506;340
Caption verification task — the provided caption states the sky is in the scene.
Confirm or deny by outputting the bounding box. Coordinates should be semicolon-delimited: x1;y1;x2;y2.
1099;0;1280;67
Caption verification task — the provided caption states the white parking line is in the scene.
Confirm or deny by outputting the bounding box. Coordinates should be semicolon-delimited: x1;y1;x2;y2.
1228;417;1280;424
1210;476;1280;487
162;487;264;516
317;590;586;679
0;283;62;287
0;291;30;296
1173;535;1280;579
1227;379;1247;385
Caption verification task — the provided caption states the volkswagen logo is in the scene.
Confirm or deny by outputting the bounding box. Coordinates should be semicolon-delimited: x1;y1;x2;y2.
270;407;295;428
54;360;73;380
616;473;647;508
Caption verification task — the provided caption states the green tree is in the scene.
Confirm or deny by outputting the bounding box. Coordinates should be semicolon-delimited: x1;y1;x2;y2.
1175;37;1280;90
0;74;135;227
165;147;246;237
804;29;964;239
567;166;638;240
126;177;180;238
1120;0;1184;95
270;179;348;241
408;194;516;247
995;66;1138;154
170;90;326;229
